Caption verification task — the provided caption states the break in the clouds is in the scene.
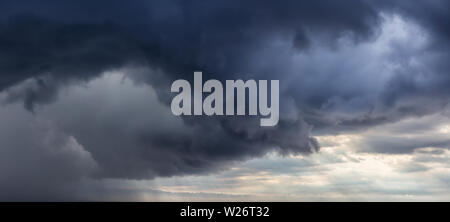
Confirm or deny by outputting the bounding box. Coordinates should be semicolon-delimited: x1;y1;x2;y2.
0;0;449;200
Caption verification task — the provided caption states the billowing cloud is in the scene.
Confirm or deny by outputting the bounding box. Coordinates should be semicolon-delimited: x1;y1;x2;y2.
0;0;449;200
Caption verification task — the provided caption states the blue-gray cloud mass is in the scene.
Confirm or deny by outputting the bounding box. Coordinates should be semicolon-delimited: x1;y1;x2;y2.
0;0;449;200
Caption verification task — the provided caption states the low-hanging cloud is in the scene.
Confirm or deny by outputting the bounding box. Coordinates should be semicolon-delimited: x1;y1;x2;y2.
0;0;449;200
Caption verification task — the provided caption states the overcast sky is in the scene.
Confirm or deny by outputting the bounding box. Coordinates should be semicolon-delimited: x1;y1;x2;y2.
0;0;449;201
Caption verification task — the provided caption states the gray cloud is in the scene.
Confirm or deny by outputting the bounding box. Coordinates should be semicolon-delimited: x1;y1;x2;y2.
0;69;319;200
359;136;450;154
0;0;449;200
0;103;97;200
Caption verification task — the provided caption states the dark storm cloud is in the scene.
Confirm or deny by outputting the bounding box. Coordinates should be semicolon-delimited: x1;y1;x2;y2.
0;16;148;110
0;0;449;200
32;70;319;179
0;0;381;87
0;0;448;121
0;0;382;177
0;0;389;120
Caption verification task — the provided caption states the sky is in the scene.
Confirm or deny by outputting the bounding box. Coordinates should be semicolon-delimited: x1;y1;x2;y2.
0;0;449;201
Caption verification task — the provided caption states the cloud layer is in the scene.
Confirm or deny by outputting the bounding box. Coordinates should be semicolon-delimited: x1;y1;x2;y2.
0;0;449;200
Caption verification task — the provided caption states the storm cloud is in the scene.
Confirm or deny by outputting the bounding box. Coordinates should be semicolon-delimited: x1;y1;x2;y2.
0;0;449;200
